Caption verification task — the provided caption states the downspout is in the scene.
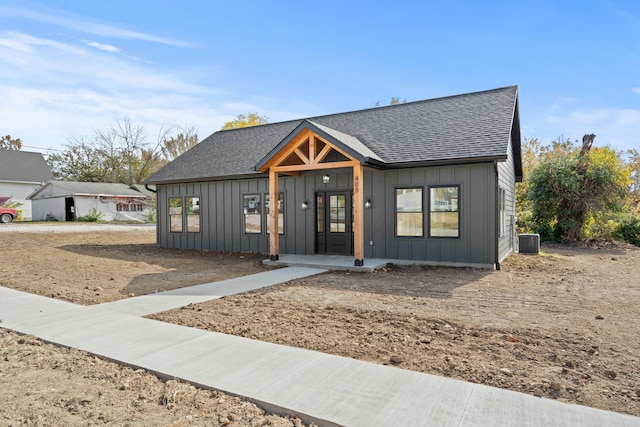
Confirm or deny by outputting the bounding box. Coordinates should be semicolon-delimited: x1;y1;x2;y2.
145;185;158;241
494;161;501;270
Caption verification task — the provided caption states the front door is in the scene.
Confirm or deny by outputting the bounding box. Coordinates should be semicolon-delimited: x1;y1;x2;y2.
316;191;352;255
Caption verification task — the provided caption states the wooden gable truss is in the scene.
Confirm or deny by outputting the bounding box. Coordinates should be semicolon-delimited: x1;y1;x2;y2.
257;128;365;266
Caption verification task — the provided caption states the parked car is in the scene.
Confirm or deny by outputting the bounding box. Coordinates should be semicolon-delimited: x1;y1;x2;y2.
0;196;17;223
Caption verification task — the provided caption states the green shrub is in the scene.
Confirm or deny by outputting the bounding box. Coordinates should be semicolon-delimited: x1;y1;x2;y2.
533;222;560;243
516;209;534;234
76;208;103;222
2;198;23;221
145;209;156;223
585;212;619;240
613;215;640;246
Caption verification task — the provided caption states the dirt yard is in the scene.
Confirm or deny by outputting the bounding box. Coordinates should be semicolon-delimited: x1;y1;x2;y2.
1;223;639;424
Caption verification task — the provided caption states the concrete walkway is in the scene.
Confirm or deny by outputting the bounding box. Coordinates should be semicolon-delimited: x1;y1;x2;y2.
1;270;638;426
96;266;326;316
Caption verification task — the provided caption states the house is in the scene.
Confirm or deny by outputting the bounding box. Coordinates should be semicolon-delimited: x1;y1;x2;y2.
0;150;55;220
145;86;522;269
28;181;151;222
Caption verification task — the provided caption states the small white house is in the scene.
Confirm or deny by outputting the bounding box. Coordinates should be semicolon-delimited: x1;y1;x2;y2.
0;150;55;220
28;181;151;222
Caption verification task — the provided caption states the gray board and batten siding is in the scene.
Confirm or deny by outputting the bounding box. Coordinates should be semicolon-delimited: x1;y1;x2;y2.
148;86;522;269
157;163;500;269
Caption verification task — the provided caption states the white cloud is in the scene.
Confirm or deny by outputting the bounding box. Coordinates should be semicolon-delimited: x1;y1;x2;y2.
539;108;640;152
568;109;614;124
0;30;222;152
0;4;191;47
0;34;32;52
0;31;85;55
0;2;316;155
83;40;120;53
0;31;214;92
1;84;226;151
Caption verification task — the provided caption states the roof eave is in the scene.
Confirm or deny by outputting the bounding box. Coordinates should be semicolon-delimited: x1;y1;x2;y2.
152;156;506;184
145;171;267;185
72;193;147;198
362;157;386;168
509;88;524;182
380;155;508;170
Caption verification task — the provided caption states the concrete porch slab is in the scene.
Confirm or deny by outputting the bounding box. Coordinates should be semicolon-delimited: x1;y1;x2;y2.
264;254;496;271
263;254;392;272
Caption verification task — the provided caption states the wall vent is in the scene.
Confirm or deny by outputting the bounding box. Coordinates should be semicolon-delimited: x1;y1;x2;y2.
518;234;540;254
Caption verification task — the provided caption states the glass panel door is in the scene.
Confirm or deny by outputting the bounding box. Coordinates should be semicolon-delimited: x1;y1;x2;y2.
329;194;346;233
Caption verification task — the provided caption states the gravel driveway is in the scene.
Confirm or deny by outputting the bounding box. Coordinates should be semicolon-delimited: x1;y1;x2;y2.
0;222;155;233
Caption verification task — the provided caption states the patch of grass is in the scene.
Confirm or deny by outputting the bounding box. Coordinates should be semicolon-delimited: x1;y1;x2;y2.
538;251;567;259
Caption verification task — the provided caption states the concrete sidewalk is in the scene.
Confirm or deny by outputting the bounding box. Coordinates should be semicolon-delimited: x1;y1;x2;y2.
1;277;638;426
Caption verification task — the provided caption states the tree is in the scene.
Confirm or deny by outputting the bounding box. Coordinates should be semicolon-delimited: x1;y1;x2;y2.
373;97;408;107
94;118;147;186
161;126;198;160
515;137;542;231
628;148;640;197
0;135;22;150
221;113;268;130
47;119;196;185
528;134;631;241
47;138;108;182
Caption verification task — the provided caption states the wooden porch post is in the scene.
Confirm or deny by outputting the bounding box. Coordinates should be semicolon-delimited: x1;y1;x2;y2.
269;168;279;260
353;163;364;266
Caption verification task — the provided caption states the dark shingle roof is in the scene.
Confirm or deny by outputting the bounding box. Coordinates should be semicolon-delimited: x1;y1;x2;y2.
28;181;147;200
0;150;54;183
146;86;520;184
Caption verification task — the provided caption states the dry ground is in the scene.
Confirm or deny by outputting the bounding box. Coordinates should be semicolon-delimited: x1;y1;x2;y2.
1;223;639;425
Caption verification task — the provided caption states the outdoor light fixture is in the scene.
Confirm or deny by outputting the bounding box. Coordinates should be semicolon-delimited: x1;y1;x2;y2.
301;200;309;210
322;174;330;184
365;199;372;209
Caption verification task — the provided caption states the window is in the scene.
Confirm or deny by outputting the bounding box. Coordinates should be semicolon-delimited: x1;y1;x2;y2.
396;188;423;237
169;196;200;233
117;200;144;212
499;188;506;236
316;194;324;233
243;194;261;233
186;197;200;233
265;193;285;234
329;194;347;232
169;197;183;232
429;185;459;238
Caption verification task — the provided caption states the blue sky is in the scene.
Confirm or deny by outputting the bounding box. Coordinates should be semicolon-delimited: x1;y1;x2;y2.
0;0;638;155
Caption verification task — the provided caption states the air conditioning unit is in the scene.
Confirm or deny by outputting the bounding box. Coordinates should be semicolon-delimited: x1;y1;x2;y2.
518;234;540;254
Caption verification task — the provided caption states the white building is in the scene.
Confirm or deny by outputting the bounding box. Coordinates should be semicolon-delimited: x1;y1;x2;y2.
0;150;54;220
28;181;151;222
